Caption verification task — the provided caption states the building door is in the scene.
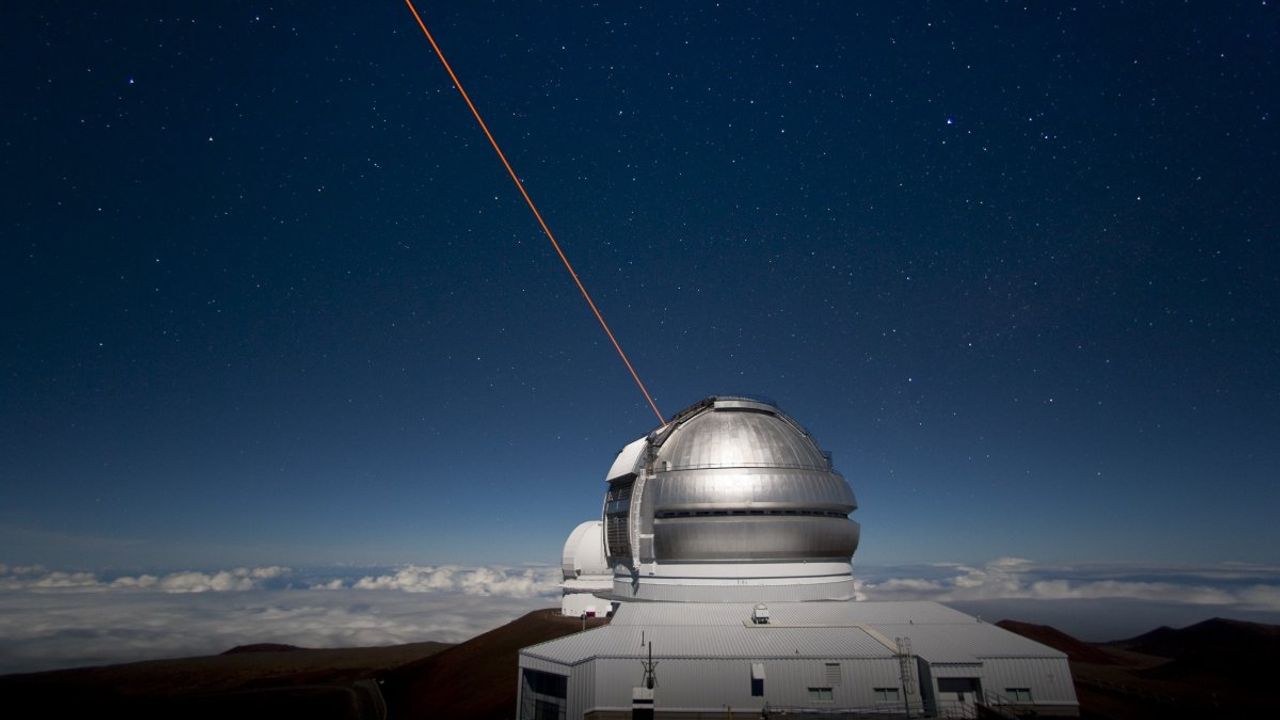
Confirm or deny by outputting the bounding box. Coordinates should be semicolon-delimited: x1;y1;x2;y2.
935;677;982;716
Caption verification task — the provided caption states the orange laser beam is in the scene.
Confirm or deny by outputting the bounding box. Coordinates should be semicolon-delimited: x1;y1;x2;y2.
403;0;664;425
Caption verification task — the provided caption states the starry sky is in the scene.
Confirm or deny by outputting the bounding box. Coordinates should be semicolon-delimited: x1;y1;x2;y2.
2;1;1277;573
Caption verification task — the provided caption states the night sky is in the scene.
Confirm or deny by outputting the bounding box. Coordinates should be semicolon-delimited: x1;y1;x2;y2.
3;1;1277;573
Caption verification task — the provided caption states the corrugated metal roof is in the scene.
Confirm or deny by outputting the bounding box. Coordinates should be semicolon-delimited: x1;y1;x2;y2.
610;600;971;627
868;622;1066;662
522;600;1065;666
522;625;895;665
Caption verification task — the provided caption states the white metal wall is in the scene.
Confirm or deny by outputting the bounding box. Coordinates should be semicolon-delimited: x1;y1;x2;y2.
519;653;1076;717
978;657;1078;705
587;657;905;713
570;660;596;719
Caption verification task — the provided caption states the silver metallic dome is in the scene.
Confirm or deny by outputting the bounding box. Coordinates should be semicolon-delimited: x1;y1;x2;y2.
656;399;832;471
561;520;609;581
602;396;860;601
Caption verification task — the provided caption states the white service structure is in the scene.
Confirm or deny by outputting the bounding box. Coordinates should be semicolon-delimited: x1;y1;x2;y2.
521;396;1078;719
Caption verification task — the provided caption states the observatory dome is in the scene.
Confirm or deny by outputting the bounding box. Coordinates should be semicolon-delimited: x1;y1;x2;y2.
656;400;833;471
561;520;609;580
602;396;860;602
559;520;612;616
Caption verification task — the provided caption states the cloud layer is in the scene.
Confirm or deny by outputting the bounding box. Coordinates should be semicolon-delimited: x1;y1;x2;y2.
0;564;292;593
856;557;1280;612
3;560;1279;675
348;565;557;597
0;563;560;674
0;563;560;597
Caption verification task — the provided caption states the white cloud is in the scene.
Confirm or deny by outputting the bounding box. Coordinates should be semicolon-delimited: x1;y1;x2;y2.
859;558;1280;611
1238;584;1280;610
153;567;290;593
31;571;102;589
872;578;945;593
4;559;1278;676
0;562;563;674
110;574;159;589
0;564;50;577
0;563;559;599
0;586;553;674
0;566;292;594
350;565;559;597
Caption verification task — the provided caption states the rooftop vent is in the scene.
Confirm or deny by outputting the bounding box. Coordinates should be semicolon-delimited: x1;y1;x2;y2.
751;603;771;625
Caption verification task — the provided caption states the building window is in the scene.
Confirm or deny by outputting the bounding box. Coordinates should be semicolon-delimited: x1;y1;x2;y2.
1006;688;1033;703
751;662;765;697
807;687;834;703
604;480;633;558
874;687;900;702
523;670;567;698
520;670;567;720
937;677;981;695
824;662;841;686
533;699;563;720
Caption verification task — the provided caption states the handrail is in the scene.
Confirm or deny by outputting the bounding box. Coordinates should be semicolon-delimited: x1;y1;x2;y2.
659;460;836;472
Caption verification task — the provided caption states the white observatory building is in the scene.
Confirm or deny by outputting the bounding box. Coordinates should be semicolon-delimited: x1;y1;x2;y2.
521;396;1078;719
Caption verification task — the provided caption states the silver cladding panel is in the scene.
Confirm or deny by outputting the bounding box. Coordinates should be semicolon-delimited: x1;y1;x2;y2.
605;397;861;567
655;407;830;471
609;576;859;602
654;515;859;561
648;467;854;511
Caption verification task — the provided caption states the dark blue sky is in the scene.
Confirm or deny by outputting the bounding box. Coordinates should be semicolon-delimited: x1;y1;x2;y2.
2;1;1277;571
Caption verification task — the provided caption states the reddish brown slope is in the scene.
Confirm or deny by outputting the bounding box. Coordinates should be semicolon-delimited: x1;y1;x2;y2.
996;619;1123;665
382;609;608;720
1113;617;1280;685
0;640;450;719
1000;617;1280;719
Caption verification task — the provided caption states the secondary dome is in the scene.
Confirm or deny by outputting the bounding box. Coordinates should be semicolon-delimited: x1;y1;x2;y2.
561;520;609;580
602;396;860;602
559;521;612;617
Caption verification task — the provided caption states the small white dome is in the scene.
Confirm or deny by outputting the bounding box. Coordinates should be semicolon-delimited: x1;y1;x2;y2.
561;520;609;580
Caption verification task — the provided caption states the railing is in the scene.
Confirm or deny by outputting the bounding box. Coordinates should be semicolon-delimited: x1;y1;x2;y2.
762;705;913;719
658;460;836;472
758;700;1026;720
916;689;1029;720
